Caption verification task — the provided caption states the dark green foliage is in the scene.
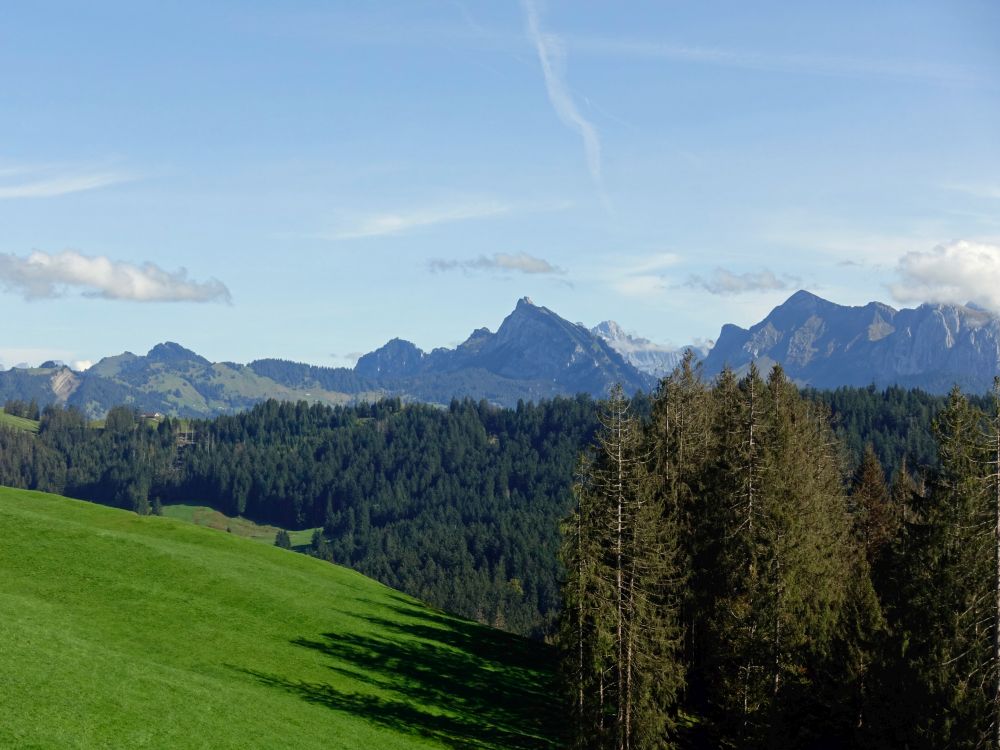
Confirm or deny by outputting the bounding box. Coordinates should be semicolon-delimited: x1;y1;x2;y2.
563;365;881;748
172;397;599;636
248;358;374;392
805;385;948;478
274;529;292;549
3;398;40;420
560;386;685;749
873;388;1000;748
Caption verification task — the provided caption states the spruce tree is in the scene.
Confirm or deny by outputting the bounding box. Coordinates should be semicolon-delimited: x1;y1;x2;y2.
559;384;685;749
851;444;898;567
897;387;994;747
698;365;857;746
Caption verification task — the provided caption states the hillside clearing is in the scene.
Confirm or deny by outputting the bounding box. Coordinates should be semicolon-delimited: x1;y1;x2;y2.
0;486;561;749
161;503;317;547
0;408;40;433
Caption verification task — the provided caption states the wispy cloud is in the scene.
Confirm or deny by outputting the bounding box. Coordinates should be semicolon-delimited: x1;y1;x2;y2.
523;0;604;200
889;240;1000;312
568;36;983;87
0;250;231;303
608;252;682;299
687;268;796;295
944;183;1000;200
429;252;565;276
0;169;133;199
327;200;510;240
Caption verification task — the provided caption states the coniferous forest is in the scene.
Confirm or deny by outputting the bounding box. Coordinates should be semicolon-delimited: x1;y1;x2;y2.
6;367;1000;745
560;355;1000;748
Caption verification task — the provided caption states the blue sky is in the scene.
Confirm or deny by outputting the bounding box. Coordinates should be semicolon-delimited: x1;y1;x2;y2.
1;0;998;368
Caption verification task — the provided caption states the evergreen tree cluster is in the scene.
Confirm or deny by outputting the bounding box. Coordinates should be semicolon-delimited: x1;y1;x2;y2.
560;362;1000;748
3;398;41;420
0;381;995;662
0;397;598;637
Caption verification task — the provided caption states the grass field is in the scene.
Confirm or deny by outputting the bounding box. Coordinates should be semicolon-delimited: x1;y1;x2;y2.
0;486;561;749
161;503;318;548
0;408;40;433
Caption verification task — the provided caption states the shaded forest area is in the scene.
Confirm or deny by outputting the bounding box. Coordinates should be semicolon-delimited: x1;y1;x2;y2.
0;383;977;639
559;361;1000;748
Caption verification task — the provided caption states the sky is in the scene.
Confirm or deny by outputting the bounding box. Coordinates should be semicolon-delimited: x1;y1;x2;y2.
1;0;999;369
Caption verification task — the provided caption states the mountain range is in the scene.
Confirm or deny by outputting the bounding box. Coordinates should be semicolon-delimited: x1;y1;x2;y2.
3;291;999;418
702;290;1000;393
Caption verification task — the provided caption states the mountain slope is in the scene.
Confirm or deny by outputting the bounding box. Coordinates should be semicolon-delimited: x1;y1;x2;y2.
0;486;560;749
357;297;653;403
0;298;654;417
591;320;709;378
703;290;1000;393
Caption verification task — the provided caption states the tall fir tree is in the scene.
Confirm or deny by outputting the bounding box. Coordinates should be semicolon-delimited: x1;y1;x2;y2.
896;387;995;747
559;384;685;749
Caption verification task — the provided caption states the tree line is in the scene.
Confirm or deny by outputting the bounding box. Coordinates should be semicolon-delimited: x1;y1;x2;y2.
3;398;41;420
559;355;1000;748
0;383;980;646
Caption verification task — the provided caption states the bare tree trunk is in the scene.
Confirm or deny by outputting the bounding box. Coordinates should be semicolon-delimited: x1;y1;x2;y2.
773;552;783;699
993;379;1000;750
577;510;585;748
616;410;625;750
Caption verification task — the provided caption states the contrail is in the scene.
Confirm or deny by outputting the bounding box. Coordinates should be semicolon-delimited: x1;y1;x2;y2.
523;0;606;204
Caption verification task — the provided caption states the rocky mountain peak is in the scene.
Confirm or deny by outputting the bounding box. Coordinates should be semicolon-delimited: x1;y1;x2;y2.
704;290;1000;393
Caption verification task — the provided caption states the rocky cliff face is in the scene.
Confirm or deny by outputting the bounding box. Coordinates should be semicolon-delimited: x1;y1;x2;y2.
355;297;652;402
591;320;704;378
703;290;1000;393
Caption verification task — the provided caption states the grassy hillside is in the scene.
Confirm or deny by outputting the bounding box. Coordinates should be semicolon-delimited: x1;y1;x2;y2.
0;487;561;749
0;407;40;433
162;503;318;547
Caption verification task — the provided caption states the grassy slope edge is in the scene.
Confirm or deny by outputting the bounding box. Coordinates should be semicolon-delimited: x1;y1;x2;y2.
0;487;560;749
0;408;40;433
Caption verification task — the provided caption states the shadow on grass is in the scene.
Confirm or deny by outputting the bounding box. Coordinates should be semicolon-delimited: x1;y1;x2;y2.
240;598;563;749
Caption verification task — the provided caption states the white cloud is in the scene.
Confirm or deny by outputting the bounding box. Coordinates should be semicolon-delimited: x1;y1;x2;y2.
0;171;132;199
889;240;1000;312
688;268;795;295
71;360;94;371
523;0;604;197
329;200;510;240
429;252;565;275
0;250;231;303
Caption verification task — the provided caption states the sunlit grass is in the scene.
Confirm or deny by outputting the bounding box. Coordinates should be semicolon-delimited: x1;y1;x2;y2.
0;486;561;749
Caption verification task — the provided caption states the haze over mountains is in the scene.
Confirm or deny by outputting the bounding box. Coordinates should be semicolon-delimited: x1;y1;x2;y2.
3;292;1000;418
702;290;1000;393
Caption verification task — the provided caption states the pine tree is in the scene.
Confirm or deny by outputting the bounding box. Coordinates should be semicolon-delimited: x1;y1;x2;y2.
851;444;898;567
897;387;995;747
559;384;685;749
697;365;857;746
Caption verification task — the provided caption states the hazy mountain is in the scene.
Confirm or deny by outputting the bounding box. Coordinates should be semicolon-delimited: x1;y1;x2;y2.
591;320;708;378
9;291;993;419
0;298;652;417
703;290;1000;393
356;297;653;403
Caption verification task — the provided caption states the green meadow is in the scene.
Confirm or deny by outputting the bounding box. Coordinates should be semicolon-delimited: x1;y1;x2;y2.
0;486;561;749
161;503;318;548
0;408;39;433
